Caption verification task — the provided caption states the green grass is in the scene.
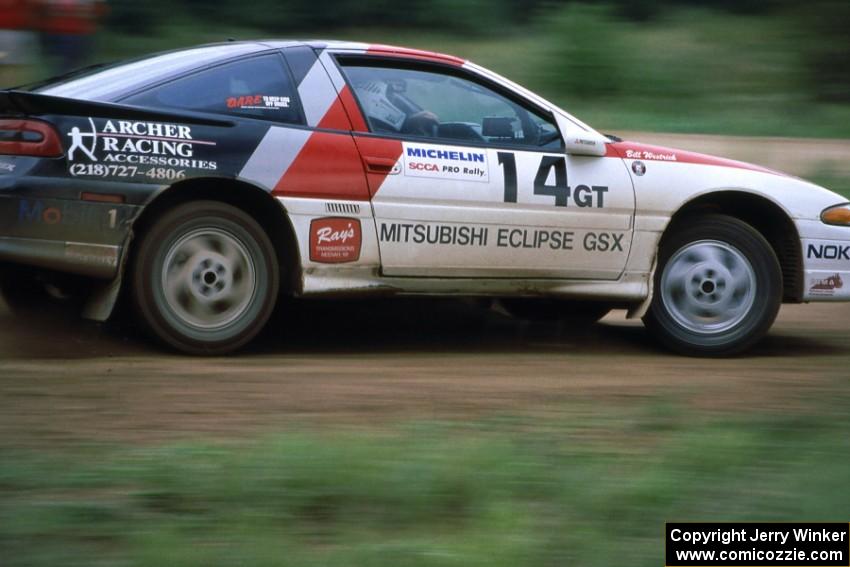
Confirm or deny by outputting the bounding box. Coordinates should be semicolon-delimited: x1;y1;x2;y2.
2;400;849;566
805;171;850;199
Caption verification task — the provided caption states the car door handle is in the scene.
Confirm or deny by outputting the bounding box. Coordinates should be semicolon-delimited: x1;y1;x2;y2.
362;156;400;175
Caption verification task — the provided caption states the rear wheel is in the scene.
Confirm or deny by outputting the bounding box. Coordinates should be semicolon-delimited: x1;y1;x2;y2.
643;214;781;356
131;201;279;355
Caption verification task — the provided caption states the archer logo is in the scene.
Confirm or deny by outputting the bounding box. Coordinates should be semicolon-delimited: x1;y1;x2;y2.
67;118;98;162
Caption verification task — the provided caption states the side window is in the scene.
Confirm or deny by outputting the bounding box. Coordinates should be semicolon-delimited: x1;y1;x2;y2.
123;54;303;124
339;60;562;150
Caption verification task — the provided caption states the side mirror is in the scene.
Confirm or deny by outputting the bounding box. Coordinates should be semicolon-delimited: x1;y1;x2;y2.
555;114;608;157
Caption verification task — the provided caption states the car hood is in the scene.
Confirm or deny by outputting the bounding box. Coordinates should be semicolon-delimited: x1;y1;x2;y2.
606;140;789;178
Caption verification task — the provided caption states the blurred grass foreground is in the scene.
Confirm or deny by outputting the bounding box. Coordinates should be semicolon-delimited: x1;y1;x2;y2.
2;403;849;566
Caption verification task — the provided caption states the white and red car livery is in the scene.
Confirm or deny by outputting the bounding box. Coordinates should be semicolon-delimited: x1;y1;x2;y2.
0;40;848;355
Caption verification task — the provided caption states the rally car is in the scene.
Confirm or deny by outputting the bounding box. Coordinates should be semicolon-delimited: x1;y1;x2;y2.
1;40;848;356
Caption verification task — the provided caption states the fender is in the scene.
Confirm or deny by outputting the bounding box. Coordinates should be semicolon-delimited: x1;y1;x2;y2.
81;176;300;321
626;186;807;320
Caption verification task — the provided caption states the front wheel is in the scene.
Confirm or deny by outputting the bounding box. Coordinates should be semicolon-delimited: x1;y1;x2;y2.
131;201;279;355
643;214;781;356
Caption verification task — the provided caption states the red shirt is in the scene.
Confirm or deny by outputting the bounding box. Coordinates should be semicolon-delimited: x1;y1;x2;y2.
0;0;34;30
37;0;106;35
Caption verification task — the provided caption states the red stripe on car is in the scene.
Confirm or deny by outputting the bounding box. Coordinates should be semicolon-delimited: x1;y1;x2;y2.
606;141;787;176
337;85;370;132
316;95;354;131
366;44;465;67
273;132;371;201
353;136;404;196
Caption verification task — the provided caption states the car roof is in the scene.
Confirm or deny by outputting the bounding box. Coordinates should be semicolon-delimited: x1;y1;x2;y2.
34;39;468;102
255;39;467;66
34;42;271;101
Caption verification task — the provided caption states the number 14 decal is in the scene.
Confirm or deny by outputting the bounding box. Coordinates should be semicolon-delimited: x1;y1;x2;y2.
497;152;608;208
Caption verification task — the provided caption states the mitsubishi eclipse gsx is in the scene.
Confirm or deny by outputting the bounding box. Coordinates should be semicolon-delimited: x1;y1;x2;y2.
0;41;848;356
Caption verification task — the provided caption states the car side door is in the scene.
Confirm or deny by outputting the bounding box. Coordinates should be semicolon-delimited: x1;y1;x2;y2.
336;56;635;280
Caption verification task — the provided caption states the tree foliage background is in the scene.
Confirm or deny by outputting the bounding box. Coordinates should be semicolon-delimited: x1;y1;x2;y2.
105;0;850;105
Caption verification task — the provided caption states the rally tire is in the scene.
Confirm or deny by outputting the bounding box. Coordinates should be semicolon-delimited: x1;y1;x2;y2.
131;201;279;355
643;214;781;357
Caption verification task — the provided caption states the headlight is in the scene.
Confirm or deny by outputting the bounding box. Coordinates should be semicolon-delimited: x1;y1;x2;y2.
821;203;850;226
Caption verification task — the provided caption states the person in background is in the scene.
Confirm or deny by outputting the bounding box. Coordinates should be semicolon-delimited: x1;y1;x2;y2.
35;0;107;75
0;0;36;87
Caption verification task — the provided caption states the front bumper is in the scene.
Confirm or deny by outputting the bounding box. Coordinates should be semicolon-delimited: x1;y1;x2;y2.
798;219;850;301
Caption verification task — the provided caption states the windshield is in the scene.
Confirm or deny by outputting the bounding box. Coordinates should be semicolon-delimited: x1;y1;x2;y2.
31;44;268;102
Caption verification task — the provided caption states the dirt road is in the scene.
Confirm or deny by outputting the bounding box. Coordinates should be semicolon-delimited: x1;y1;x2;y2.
1;298;847;448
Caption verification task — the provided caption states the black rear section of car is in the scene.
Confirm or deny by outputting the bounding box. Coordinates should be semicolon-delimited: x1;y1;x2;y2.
0;85;283;278
0;44;307;344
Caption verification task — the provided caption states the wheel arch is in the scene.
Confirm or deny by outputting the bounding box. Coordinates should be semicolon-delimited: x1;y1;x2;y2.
130;177;301;292
663;189;803;303
79;177;303;321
